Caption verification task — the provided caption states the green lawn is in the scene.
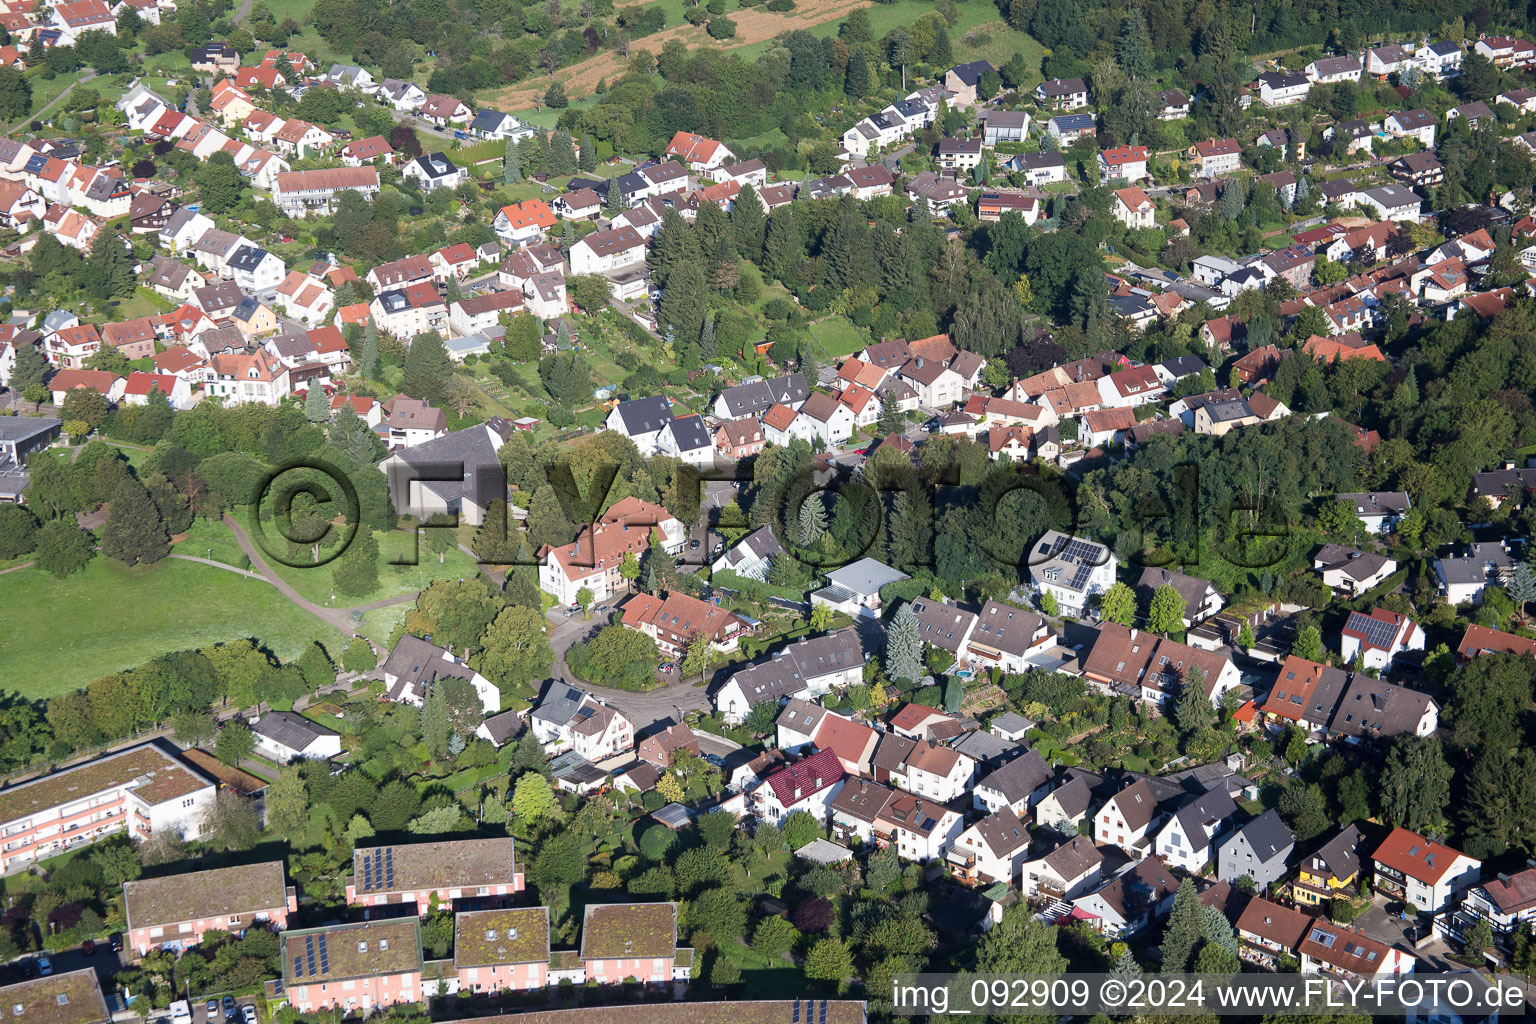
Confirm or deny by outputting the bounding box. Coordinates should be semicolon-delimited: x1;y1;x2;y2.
262;526;481;609
805;314;867;360
0;557;346;698
175;516;251;568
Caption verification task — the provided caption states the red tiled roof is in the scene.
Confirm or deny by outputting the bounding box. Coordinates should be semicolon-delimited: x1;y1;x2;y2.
763;748;844;809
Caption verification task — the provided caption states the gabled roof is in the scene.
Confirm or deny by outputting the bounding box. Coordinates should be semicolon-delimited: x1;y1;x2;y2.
763;748;844;808
976;748;1051;803
1227;808;1292;864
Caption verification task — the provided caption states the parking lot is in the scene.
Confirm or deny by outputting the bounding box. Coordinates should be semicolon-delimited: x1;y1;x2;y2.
175;994;260;1024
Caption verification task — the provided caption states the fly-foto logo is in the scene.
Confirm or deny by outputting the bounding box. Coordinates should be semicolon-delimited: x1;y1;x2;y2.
246;455;1299;574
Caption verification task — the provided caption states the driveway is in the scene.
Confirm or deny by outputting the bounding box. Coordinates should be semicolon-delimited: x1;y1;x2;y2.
543;605;713;733
1353;898;1458;971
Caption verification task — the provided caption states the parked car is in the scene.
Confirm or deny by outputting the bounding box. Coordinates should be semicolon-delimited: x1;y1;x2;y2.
206;999;219;1020
108;933;123;952
223;996;237;1021
81;939;95;956
38;959;52;976
703;753;725;767
169;1002;191;1024
241;1007;258;1024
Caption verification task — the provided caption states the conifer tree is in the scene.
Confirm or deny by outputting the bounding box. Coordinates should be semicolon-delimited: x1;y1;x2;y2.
503;138;522;183
402;331;452;404
304;384;329;422
100;476;170;566
885;601;922;683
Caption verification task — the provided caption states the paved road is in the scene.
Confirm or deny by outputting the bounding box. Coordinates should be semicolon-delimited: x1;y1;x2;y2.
541;603;712;731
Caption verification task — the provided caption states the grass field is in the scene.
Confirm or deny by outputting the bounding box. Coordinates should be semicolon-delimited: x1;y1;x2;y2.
259;524;481;609
1;557;347;698
805;313;867;360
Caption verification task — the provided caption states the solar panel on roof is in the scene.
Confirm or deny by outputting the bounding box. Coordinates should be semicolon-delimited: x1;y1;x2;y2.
363;855;373;890
385;847;395;888
292;955;302;976
305;935;316;975
317;935;329;974
792;1001;801;1024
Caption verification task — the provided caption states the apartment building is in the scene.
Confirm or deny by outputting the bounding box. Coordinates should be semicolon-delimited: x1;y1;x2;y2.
0;744;214;872
281;918;422;1013
579;903;691;985
345;838;525;913
124;860;296;955
454;907;552;993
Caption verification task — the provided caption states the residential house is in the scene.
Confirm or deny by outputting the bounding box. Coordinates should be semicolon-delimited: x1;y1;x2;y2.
1071;857;1179;938
1155;787;1239;873
949;808;1030;886
1329;675;1439;743
339;136;395;166
878;792;963;864
712;629;863;723
1373;827;1482;914
403;153;466;191
1236;897;1314;970
810;557;909;619
620;589;751;657
0;743;215;872
1258;70;1311;106
1028;530;1116;617
378;79;428;111
1112;186;1156;229
972;749;1052;817
980;110;1030;146
370;282;448;338
1082;623;1242;707
1190;138;1242;177
418;94;472;127
1307;55;1363;82
636;724;699;769
1475;35;1536;69
1010;151;1069;186
250;711;342;764
453;906;551;993
123;860;295;955
1292;823;1366;908
273;167;380;218
1390;149;1446;187
537;495;683;605
1384;108;1437;147
713;418;765;460
1454;867;1536;947
379;634;500;714
1313;544;1397;595
1093;779;1170;855
964;600;1053;673
665;131;734;172
1156;88;1191;119
1435;541;1519;605
570;225;646;275
1100;145;1149;184
205;350;290;406
753;748;846;825
1135;567;1224;628
884;739;976;804
280;918;421;1012
1035;78;1088;109
529;686;634;760
1360;184;1421;221
1217;809;1294;890
1338;608;1425;670
1021;834;1104;901
1298;920;1415;979
1047;114;1096;143
943;61;996;108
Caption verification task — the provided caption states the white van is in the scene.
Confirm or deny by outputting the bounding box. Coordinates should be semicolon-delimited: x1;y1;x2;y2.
169;1000;192;1024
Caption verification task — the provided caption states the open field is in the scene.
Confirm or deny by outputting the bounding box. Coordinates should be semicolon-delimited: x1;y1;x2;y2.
0;556;347;698
487;0;872;108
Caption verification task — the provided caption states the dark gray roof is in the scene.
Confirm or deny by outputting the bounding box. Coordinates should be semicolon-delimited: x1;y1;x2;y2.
665;414;712;453
1042;769;1103;817
1231;808;1293;864
909;597;976;654
477;709;525;745
380;634;480;697
977;748;1052;803
971;600;1044;659
1328;676;1436;740
531;684;592;728
1135;566;1215;613
721;526;783;570
227;246;271;272
1307;823;1365;881
394;424;503;506
1157;354;1207;378
948;60;994;86
1170;787;1238;854
972;808;1030;857
251;711;337;753
721;627;864;705
716;373;809;418
612;394;675;436
0;417;62;443
950;729;1017;767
